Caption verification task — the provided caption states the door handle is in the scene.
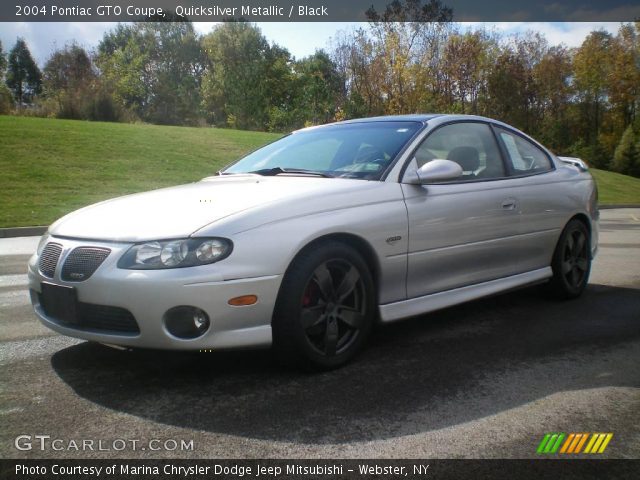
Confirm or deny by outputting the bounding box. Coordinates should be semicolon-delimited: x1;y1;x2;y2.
501;198;517;210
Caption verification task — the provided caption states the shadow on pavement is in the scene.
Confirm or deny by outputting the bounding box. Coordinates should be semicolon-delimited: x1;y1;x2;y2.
51;283;640;443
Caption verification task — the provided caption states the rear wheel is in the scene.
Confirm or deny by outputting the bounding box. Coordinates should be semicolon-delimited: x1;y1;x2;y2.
272;242;375;369
548;219;591;299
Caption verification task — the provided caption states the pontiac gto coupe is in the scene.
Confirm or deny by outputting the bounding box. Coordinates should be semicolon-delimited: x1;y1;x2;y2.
29;115;598;368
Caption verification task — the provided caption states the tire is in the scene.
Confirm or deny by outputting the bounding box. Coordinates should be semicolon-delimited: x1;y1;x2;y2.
272;241;375;370
547;219;591;299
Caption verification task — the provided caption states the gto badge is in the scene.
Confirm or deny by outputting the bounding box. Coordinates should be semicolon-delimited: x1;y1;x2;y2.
69;273;85;280
386;235;402;245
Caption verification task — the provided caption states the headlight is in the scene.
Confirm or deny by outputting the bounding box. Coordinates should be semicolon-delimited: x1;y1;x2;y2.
118;238;233;270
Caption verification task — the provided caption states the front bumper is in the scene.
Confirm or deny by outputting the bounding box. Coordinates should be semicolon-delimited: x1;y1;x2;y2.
28;236;282;350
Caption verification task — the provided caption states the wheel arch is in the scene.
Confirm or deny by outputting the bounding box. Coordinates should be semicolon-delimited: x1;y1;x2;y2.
282;232;381;299
568;212;592;236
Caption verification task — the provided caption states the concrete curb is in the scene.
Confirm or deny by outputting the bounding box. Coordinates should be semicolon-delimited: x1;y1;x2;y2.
599;204;640;209
0;226;47;238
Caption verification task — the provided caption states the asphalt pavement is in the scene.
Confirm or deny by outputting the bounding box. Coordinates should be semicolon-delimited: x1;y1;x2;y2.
1;209;639;459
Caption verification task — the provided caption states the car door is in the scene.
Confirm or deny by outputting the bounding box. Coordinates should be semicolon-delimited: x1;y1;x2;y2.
493;126;565;272
401;121;526;298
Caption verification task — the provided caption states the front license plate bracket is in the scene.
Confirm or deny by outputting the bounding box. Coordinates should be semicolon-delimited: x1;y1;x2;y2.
40;282;78;324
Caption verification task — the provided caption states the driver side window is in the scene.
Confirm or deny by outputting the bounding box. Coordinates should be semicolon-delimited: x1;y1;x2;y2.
414;122;506;181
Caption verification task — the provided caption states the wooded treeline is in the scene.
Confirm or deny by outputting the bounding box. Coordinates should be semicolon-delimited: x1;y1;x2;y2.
1;1;639;175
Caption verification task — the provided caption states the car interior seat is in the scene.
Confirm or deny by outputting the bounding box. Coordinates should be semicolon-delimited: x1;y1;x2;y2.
447;146;480;178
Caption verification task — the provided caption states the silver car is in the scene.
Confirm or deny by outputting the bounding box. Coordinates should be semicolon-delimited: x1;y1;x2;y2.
28;115;598;368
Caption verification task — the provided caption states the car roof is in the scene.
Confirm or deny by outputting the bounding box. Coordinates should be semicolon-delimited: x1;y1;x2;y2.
335;114;443;125
296;114;512;132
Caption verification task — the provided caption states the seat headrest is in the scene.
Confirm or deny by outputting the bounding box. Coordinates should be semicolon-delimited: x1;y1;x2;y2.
447;146;480;172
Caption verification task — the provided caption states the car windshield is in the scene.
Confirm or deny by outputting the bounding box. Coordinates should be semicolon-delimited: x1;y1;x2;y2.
223;121;422;180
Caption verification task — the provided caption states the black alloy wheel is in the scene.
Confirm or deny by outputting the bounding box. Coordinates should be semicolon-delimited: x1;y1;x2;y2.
548;219;591;299
272;242;375;369
300;259;366;357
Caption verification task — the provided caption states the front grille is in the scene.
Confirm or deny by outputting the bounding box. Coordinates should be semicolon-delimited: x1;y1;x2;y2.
39;243;63;278
61;247;110;282
38;292;139;334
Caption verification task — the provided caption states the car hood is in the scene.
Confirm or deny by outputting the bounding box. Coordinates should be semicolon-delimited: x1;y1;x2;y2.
49;175;378;242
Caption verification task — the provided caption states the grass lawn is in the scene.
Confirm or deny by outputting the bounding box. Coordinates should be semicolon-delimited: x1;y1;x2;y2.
0;116;280;227
1;115;639;227
590;168;640;205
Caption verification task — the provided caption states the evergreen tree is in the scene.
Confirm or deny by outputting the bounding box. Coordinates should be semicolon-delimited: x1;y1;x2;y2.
612;125;640;176
6;38;42;105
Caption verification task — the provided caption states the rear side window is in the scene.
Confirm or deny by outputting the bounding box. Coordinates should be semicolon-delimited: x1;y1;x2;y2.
496;128;553;174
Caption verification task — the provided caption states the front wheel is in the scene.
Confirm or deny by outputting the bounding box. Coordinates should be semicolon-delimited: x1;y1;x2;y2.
548;219;592;299
272;242;375;370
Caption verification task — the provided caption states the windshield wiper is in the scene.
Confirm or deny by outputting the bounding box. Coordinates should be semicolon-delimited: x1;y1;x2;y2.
248;167;333;178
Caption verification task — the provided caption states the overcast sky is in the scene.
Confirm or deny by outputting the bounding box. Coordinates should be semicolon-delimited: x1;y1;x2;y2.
0;22;623;66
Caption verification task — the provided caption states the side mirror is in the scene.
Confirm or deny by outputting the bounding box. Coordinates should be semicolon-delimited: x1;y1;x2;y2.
404;159;463;184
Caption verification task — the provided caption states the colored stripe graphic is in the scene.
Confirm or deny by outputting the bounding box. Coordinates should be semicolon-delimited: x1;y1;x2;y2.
537;434;552;454
584;433;614;454
598;434;613;453
538;433;613;454
574;433;589;453
567;434;584;453
584;434;599;453
560;433;575;453
537;433;565;454
544;434;559;453
550;433;565;453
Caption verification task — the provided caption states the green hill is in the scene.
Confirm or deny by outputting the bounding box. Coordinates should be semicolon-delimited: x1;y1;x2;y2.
590;168;640;205
0;116;280;227
1;116;638;227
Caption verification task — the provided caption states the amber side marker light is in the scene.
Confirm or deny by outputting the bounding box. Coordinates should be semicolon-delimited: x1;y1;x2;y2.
228;295;258;306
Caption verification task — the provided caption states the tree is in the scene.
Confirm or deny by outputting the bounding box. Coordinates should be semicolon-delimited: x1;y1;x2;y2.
609;24;640;130
573;31;614;144
487;47;529;128
365;0;453;114
612;125;640;177
441;30;494;114
295;51;343;125
97;19;205;125
43;43;95;118
202;22;281;129
0;40;7;78
0;40;12;113
6;38;41;105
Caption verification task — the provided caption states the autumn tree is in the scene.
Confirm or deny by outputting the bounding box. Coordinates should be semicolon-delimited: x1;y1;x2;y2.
609;24;640;130
365;0;453;114
487;48;529;127
330;28;386;117
573;31;613;145
441;30;495;114
532;45;573;149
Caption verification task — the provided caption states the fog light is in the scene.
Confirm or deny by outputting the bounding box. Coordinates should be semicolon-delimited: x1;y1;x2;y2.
164;306;210;339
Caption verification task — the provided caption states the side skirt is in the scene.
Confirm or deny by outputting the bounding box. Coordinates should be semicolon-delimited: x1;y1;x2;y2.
379;267;552;322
